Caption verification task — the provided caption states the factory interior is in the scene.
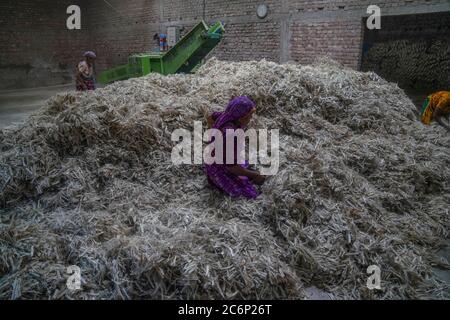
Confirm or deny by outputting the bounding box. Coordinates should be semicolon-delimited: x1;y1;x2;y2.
0;1;449;301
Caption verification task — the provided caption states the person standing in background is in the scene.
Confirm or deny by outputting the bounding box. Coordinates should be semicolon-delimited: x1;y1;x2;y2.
76;51;97;91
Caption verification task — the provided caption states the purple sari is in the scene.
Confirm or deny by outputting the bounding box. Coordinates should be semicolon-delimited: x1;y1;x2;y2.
204;96;259;199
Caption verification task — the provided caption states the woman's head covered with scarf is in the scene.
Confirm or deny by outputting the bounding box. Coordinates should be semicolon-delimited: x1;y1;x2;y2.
212;96;256;130
83;51;97;59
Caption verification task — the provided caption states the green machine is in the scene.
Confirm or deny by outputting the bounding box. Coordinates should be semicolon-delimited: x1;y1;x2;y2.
98;21;225;84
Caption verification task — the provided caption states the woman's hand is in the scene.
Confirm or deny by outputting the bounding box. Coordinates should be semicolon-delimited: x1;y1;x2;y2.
252;174;266;185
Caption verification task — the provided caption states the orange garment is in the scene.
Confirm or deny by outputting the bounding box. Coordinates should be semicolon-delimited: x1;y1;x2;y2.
421;91;450;125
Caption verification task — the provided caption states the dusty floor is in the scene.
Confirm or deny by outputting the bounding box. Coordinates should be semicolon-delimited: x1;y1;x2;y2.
0;84;448;299
0;84;74;129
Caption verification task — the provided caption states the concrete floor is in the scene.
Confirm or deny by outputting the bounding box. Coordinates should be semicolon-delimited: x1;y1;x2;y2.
0;83;73;129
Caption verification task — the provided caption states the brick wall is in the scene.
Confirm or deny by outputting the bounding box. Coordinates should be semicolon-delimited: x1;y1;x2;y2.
90;0;284;71
1;0;449;89
0;0;87;89
363;11;450;43
203;0;282;62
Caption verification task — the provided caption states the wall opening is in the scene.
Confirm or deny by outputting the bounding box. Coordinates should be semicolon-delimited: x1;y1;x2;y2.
361;12;450;108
